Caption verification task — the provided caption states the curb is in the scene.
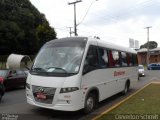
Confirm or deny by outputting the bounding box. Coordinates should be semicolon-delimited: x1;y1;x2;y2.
151;82;160;84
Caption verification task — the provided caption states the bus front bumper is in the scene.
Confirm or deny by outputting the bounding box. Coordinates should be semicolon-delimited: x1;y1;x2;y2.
26;89;84;111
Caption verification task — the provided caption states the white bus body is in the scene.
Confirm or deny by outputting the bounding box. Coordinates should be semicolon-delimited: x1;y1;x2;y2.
26;37;138;113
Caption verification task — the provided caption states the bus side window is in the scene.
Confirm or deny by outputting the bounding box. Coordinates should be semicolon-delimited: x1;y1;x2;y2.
83;45;99;74
132;54;138;66
98;48;109;68
127;53;133;66
109;50;120;67
121;52;128;67
108;50;114;67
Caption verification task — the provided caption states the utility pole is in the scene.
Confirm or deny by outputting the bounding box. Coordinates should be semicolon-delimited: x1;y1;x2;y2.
67;27;73;37
68;0;82;36
145;26;152;66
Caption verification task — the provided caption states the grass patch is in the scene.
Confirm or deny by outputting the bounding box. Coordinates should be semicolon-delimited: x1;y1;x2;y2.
97;83;160;120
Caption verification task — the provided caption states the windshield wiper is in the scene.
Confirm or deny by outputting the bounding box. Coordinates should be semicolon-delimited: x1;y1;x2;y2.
46;67;68;74
31;67;46;72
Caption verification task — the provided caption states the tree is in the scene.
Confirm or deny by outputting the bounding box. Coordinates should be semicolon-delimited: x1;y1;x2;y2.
0;0;57;55
140;41;158;49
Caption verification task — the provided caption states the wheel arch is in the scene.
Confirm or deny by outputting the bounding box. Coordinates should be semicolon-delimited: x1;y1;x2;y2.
126;79;130;87
85;87;100;102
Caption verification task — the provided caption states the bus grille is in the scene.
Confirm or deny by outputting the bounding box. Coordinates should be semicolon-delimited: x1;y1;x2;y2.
32;85;56;104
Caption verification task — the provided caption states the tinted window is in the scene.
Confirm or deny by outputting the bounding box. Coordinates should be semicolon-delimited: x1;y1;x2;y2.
98;48;109;68
121;52;128;67
138;65;144;69
132;54;138;66
152;64;156;66
12;70;16;74
127;53;133;66
9;70;16;76
83;45;99;74
17;70;25;76
108;50;120;67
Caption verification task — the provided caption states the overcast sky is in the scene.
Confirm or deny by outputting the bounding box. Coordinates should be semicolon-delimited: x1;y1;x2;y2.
30;0;160;48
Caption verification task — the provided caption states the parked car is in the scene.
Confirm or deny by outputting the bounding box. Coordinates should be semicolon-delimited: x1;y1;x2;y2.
138;65;145;77
0;77;5;101
148;63;160;70
0;69;27;90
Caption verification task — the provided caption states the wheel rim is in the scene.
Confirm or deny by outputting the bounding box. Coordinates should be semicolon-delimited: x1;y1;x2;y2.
86;96;94;111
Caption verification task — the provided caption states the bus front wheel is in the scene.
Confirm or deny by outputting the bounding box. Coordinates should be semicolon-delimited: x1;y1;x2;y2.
83;93;96;114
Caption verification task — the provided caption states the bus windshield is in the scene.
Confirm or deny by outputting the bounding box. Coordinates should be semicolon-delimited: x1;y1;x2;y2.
31;38;87;76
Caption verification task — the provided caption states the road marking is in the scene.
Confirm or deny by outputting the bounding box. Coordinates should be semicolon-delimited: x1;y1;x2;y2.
92;82;152;120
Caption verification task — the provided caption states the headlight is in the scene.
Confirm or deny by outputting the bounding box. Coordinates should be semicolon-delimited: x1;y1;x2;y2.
26;83;30;89
60;87;79;93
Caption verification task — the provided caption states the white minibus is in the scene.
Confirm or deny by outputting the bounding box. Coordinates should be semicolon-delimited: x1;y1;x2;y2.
26;37;138;113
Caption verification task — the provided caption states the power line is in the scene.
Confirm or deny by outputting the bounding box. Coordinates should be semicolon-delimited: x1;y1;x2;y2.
77;0;98;26
80;0;158;26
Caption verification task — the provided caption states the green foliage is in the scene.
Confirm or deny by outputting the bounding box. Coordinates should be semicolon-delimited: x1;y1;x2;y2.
140;41;158;49
0;0;57;55
98;84;160;120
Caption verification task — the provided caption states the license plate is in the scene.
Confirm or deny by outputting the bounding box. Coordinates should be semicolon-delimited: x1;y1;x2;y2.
37;93;46;99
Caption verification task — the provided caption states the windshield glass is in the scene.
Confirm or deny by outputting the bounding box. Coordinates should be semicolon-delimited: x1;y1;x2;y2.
31;38;87;76
138;66;144;69
0;70;8;77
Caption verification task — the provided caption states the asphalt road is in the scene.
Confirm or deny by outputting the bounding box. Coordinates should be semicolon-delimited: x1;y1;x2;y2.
0;70;160;120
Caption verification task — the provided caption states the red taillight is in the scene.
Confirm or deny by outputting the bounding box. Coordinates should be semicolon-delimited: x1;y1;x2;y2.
0;77;4;84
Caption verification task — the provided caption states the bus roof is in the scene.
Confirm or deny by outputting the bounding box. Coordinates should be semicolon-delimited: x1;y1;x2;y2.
87;37;137;54
46;37;137;54
46;37;87;45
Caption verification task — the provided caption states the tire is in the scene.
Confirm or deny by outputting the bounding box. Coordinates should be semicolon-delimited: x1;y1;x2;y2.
83;93;96;114
122;81;130;95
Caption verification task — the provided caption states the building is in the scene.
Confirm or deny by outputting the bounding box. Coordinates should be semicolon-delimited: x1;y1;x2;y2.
137;47;160;65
